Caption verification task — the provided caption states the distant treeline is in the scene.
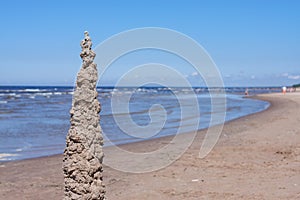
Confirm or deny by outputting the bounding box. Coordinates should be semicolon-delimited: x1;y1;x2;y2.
292;83;300;88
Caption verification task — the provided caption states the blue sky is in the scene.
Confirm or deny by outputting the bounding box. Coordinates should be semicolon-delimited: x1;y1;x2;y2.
0;0;299;86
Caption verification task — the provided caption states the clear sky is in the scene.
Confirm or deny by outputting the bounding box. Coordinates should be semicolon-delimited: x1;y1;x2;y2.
0;0;299;87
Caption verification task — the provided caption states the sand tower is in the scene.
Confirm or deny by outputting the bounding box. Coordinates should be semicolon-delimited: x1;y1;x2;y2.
63;31;105;200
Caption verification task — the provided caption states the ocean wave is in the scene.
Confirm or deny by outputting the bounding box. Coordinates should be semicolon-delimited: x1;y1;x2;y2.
0;100;7;104
9;91;72;98
35;92;53;96
0;153;19;161
54;92;64;95
23;89;44;92
0;93;21;98
15;148;23;152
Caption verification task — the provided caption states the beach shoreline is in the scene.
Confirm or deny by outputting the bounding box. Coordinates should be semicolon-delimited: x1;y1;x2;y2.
1;92;300;199
0;86;271;162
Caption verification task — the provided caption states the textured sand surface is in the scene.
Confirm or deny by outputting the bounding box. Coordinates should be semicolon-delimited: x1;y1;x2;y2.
0;92;299;200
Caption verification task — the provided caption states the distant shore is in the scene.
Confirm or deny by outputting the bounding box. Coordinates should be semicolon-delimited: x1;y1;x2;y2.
1;92;299;199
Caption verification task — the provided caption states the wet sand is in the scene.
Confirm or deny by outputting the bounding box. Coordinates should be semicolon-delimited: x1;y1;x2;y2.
0;92;299;199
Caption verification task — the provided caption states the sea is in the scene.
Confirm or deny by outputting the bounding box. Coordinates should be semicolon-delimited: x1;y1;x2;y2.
0;86;280;161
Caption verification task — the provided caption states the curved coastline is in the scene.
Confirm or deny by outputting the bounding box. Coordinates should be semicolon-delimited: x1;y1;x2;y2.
0;94;271;161
0;91;269;161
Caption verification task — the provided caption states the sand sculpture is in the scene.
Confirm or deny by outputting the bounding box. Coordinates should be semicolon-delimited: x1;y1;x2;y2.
63;31;105;200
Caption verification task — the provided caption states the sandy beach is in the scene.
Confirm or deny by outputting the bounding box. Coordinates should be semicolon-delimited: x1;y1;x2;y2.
0;92;299;200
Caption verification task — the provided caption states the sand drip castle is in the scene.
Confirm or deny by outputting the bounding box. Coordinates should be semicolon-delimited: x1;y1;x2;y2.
63;31;106;200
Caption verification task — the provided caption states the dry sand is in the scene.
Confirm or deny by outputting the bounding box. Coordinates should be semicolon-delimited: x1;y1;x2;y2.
0;92;299;200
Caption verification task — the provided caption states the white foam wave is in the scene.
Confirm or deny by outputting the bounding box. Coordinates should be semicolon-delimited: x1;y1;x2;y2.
0;153;19;161
36;92;53;96
0;101;7;104
0;92;57;98
24;89;41;92
53;92;63;95
15;148;23;152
